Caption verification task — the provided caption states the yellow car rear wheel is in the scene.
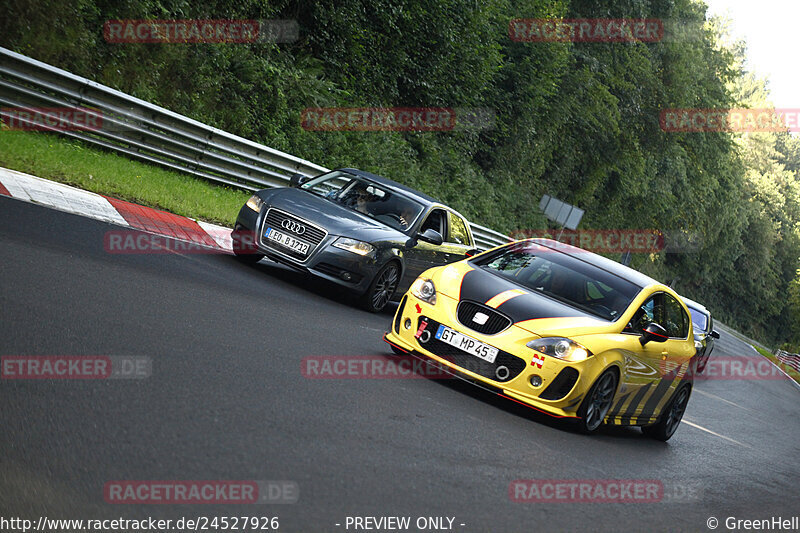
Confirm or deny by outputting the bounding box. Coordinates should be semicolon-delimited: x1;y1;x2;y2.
642;383;691;441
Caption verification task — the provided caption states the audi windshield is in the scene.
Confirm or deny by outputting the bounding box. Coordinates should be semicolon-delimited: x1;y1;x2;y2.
300;171;425;232
688;306;709;333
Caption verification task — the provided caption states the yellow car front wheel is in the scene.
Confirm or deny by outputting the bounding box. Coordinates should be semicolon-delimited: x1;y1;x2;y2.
577;370;618;434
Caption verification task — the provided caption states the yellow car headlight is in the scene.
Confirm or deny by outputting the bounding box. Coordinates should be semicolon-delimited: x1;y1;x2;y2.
410;277;436;305
526;337;592;362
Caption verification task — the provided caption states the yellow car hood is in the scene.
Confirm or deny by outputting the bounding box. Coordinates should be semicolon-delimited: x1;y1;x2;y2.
430;262;618;337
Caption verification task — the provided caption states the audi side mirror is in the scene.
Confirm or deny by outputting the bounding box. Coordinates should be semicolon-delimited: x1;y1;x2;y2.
417;229;443;246
289;173;308;187
710;330;720;339
639;322;669;346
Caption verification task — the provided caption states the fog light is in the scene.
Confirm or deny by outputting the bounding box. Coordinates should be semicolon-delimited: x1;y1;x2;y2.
530;375;543;387
341;271;352;281
403;318;411;330
495;365;510;381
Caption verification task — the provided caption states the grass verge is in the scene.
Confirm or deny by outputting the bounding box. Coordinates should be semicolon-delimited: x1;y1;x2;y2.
752;345;800;384
0;130;249;226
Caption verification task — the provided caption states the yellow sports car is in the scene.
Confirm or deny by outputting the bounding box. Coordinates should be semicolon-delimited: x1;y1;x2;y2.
384;238;696;440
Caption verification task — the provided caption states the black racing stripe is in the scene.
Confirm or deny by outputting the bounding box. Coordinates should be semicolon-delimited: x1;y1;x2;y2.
460;269;594;325
496;293;590;324
618;382;654;423
458;268;514;304
638;377;678;421
608;392;631;417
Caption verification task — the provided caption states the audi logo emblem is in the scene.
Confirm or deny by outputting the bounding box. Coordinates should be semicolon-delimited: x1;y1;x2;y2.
281;219;306;235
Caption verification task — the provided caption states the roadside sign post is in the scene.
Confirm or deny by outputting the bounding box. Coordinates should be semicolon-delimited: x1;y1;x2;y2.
539;194;584;241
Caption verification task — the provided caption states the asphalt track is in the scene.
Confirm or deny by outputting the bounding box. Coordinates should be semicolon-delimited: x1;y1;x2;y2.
1;195;798;532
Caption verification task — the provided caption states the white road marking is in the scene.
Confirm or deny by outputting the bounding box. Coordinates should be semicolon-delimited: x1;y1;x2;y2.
682;418;753;449
693;388;755;412
359;325;386;333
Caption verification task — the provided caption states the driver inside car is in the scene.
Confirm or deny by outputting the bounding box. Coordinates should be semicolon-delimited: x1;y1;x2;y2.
396;204;417;229
340;183;374;215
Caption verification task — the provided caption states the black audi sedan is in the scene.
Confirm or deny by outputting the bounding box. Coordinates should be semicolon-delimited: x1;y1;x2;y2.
682;296;720;373
232;168;477;312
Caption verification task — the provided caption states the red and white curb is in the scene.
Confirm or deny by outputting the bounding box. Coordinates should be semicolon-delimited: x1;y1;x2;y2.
0;166;233;252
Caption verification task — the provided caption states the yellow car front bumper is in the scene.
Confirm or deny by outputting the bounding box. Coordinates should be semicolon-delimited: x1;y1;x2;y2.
384;291;614;420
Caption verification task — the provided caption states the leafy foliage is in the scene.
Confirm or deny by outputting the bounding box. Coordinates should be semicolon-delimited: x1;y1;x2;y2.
2;0;799;346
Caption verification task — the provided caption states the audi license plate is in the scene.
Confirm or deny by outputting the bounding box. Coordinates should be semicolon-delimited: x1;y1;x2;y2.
435;325;499;363
264;227;310;256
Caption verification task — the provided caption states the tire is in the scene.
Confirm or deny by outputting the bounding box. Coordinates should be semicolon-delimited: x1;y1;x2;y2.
360;262;400;313
232;233;265;264
642;383;691;441
576;369;618;434
233;248;265;264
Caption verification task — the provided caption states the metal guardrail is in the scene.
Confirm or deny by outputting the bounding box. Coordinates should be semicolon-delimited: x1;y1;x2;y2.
775;350;800;373
0;47;512;249
467;223;512;250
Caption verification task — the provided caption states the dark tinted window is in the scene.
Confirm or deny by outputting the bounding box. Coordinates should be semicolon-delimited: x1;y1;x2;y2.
472;242;641;320
626;295;658;334
421;209;446;236
664;294;689;338
625;293;689;338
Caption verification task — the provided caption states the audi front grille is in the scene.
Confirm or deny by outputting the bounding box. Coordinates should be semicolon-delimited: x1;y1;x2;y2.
260;208;328;261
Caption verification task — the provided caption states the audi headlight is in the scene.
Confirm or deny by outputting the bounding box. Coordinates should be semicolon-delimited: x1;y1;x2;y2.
332;237;374;256
246;194;264;212
410;277;436;305
526;337;592;362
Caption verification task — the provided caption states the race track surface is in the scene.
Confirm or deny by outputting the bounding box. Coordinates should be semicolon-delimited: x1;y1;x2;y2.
1;196;798;532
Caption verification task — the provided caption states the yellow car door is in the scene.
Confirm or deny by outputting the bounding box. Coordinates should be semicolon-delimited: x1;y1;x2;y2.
606;292;693;425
